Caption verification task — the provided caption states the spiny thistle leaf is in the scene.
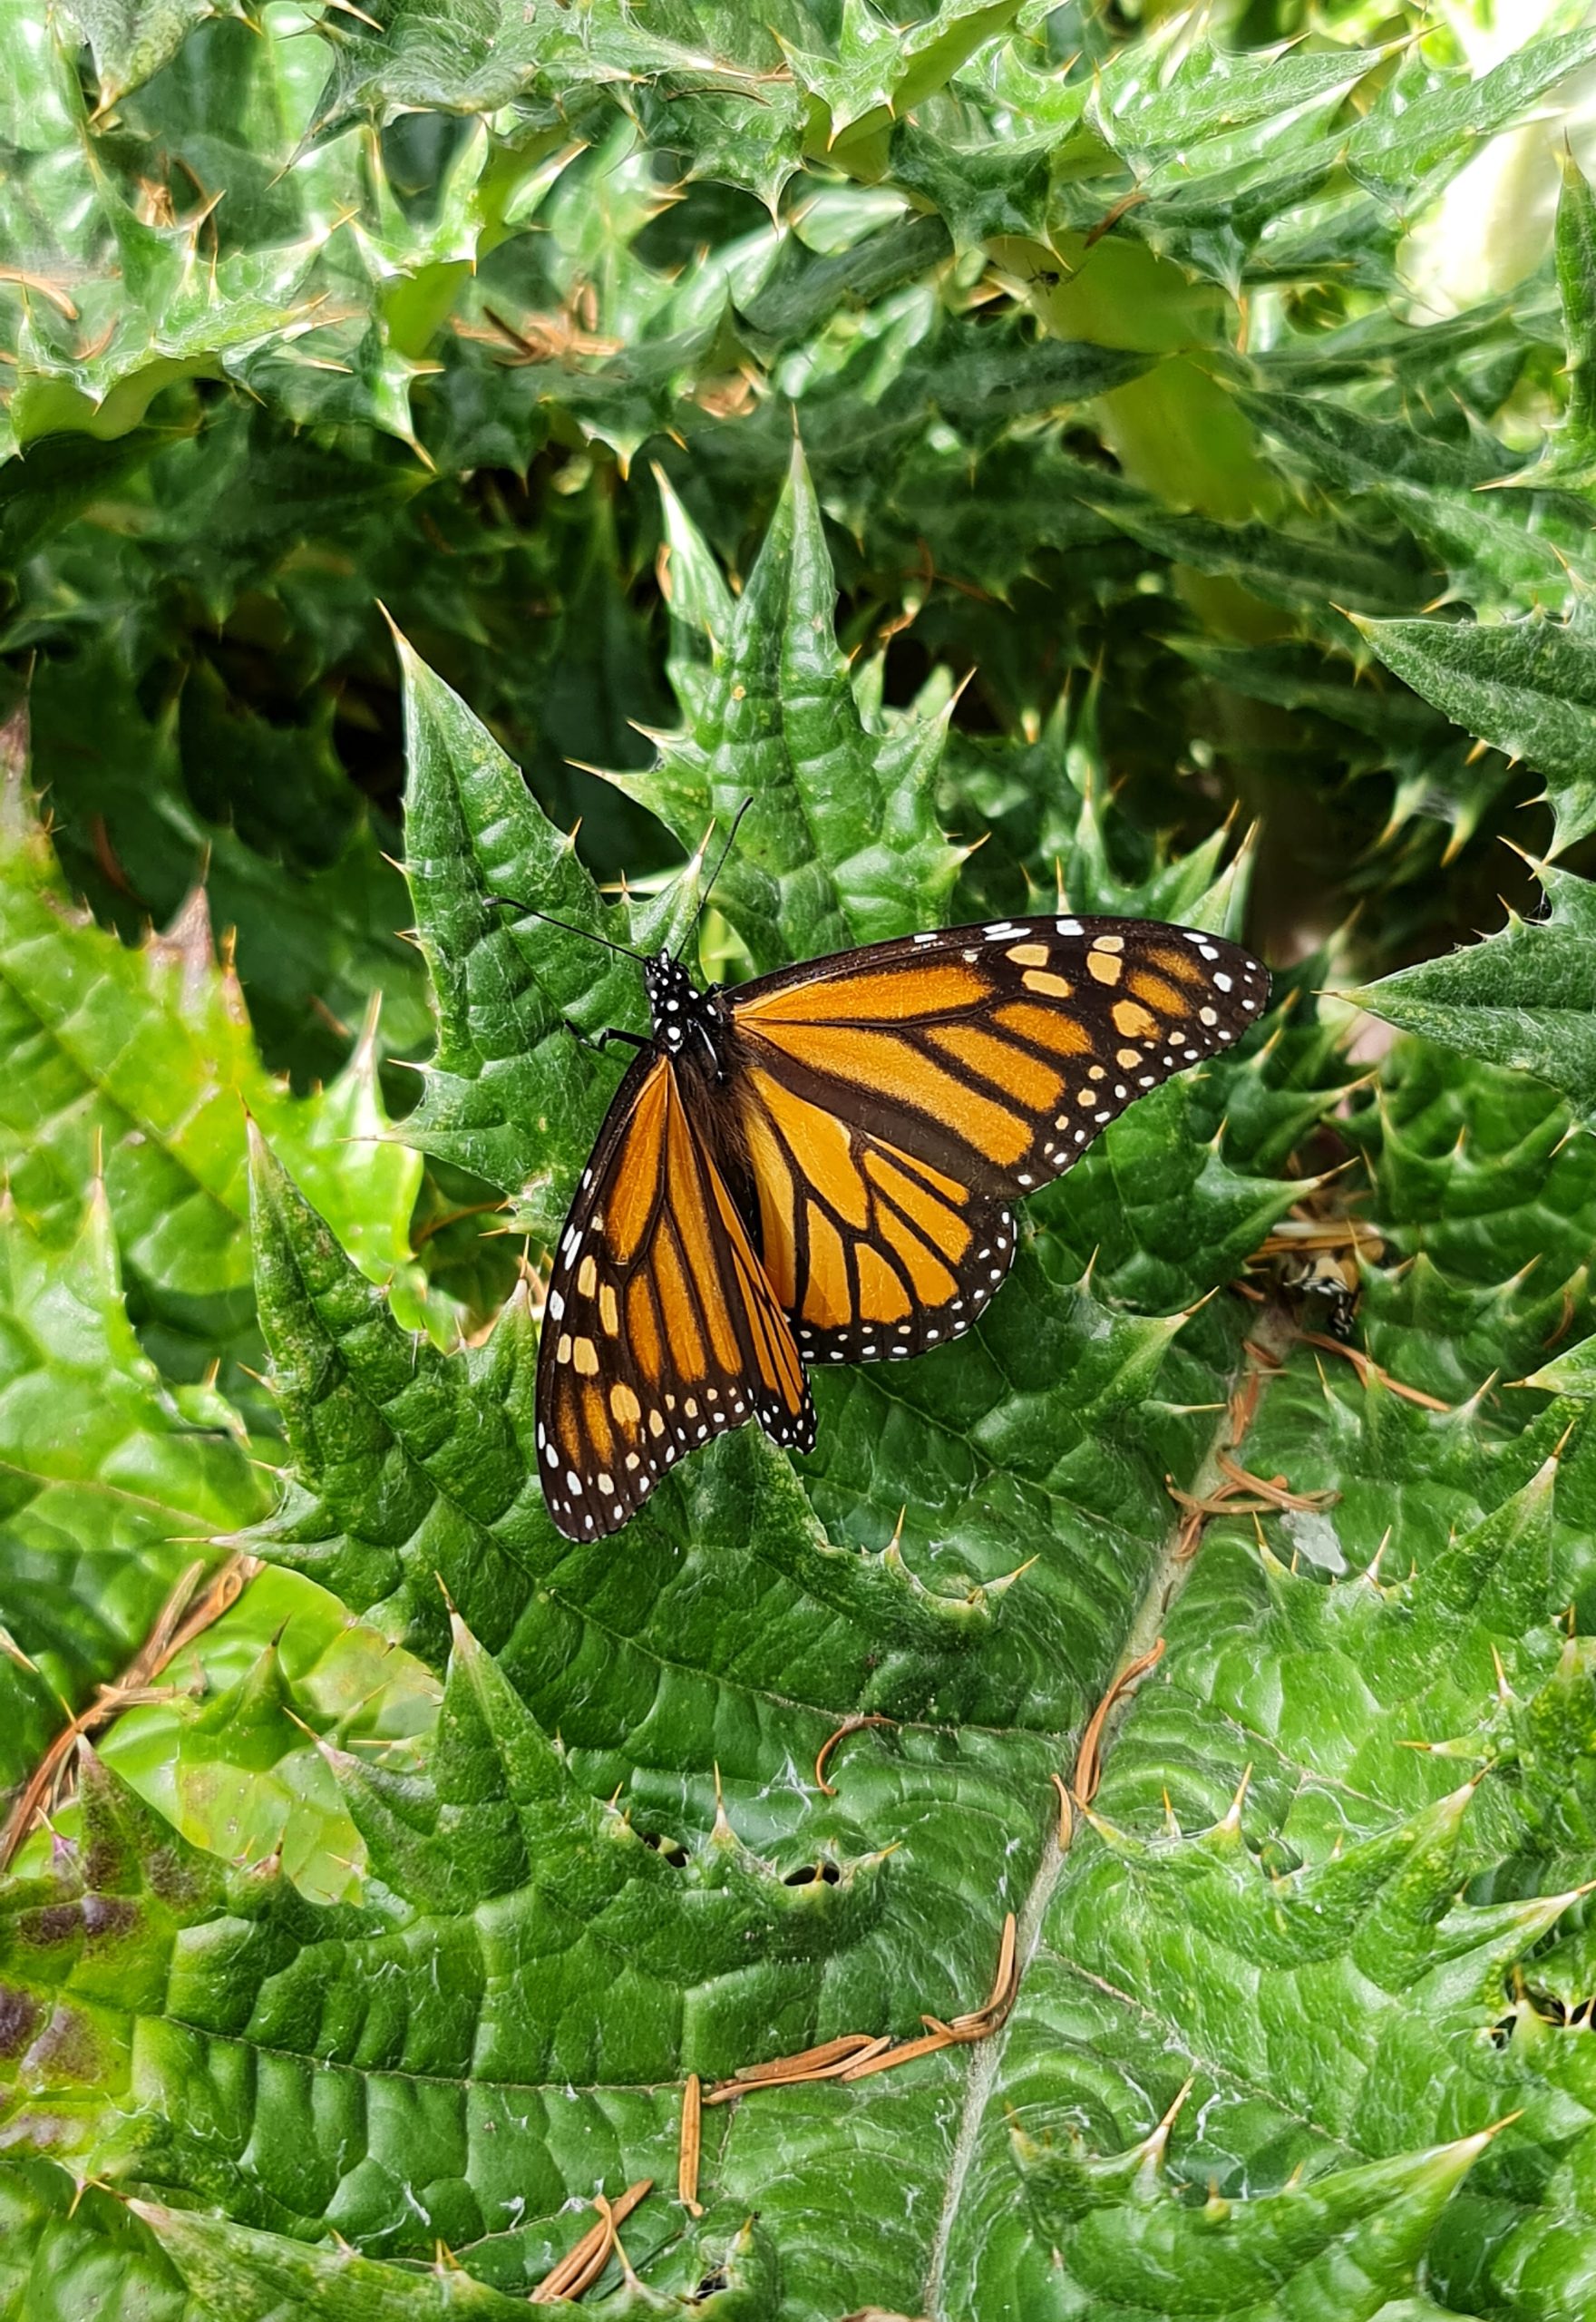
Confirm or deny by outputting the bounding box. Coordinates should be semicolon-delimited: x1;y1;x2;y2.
0;707;423;1398
1359;604;1596;860
9;0;1596;2313
0;1185;267;1828
1348;862;1596;1127
62;0;248;108
1514;149;1596;493
608;442;966;970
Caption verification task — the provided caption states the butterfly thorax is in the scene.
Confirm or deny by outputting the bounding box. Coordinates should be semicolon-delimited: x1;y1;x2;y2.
644;950;728;1075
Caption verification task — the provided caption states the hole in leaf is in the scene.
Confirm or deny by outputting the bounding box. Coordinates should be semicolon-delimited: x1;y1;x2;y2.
639;1830;687;1867
1521;1986;1595;2030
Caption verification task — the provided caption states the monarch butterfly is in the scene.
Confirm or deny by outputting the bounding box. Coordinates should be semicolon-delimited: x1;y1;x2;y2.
510;870;1269;1541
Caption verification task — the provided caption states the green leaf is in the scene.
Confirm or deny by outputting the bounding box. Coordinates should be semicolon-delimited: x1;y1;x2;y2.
1551;150;1596;483
130;2198;572;2317
1340;27;1596;202
1348;863;1596;1129
0;32;336;455
934;1045;1596;2313
889;119;1056;251
0;10;514;459
613;441;966;971
18;0;1596;2309
385;620;699;1237
1523;1331;1596;1396
735;209;953;350
1079;493;1433;638
985;26;1386;284
1238;386;1588;619
7;1553;441;1908
26;630;432;1085
1086;30;1383;164
783;0;1022;160
0;705;423;1400
988;24;1596;291
0;426;172;568
1014;2128;1496;2319
242;1124;540;1663
305;3;808;199
63;0;243;106
0;1182;267;1822
1360;601;1596;858
1167;635;1508;857
0;2163;191;2321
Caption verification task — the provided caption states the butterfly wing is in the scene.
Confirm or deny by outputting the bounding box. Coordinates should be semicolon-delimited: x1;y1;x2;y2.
726;913;1267;1364
536;1048;813;1541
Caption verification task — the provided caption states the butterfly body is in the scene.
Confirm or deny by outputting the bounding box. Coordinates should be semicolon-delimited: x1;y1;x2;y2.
642;950;733;1073
532;912;1269;1540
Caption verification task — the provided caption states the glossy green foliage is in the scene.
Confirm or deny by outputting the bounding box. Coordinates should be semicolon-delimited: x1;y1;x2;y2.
7;0;1596;2315
0;1186;266;1827
9;474;1596;2318
1352;863;1596;1127
0;709;423;1398
9;0;1592;972
1361;604;1596;861
1518;151;1596;493
598;448;966;969
62;0;243;109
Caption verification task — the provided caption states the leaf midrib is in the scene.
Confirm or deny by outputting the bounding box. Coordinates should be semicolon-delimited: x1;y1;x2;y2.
919;1307;1294;2320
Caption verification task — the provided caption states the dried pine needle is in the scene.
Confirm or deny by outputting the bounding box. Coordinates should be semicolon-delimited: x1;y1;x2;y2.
1072;1640;1166;1805
813;1712;895;1796
678;2073;704;2216
530;2178;652;2303
708;1908;1023;2099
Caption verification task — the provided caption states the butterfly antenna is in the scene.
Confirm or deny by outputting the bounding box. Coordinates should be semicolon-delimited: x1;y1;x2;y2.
484;895;649;963
677;796;753;962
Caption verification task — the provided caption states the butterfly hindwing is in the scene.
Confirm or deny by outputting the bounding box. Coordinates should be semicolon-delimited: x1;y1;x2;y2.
725;912;1267;1364
732;1064;1018;1365
536;1051;813;1540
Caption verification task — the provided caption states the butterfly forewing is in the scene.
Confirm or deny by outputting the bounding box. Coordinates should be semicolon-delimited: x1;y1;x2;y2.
536;1051;813;1540
725;914;1266;1365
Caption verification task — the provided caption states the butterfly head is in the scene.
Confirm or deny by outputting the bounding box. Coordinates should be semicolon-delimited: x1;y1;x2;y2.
644;949;708;1057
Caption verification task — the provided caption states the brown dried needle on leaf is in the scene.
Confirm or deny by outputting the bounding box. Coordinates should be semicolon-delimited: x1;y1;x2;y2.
530;2178;652;2303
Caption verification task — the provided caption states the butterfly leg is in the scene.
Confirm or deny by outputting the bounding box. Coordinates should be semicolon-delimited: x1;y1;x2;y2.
561;1020;649;1057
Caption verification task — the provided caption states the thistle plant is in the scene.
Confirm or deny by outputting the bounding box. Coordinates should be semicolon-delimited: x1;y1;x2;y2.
6;4;1596;2317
